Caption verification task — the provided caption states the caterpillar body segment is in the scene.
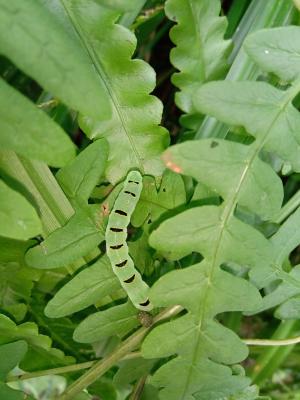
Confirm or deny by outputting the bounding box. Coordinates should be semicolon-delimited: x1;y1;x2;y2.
106;171;153;311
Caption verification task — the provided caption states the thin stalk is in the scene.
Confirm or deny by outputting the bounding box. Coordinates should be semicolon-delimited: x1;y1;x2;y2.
59;305;182;400
244;335;300;346
6;352;142;382
195;0;296;140
250;320;298;385
9;328;300;384
129;375;147;400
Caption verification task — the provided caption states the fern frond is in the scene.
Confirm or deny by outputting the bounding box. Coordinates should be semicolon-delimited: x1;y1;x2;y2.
61;0;169;183
0;314;74;371
142;26;300;399
165;0;231;129
249;206;300;319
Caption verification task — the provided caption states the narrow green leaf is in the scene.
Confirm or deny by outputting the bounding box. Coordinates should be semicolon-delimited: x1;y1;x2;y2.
56;139;109;203
0;340;28;400
0;340;27;379
62;0;169;182
74;302;139;343
25;207;103;269
45;256;121;318
244;26;300;82
0;80;76;167
0;180;42;240
0;0;111;120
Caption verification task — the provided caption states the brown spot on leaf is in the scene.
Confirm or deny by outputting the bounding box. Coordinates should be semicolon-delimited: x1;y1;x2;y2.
162;151;183;174
101;203;110;216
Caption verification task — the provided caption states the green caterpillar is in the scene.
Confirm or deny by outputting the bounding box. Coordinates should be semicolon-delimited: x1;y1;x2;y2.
105;170;152;311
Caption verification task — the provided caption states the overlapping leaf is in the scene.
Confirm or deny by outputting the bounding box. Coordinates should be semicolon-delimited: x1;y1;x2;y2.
132;169;186;227
0;314;74;371
0;340;29;400
0;0;111;120
45;256;121;318
248;206;300;318
163;139;283;220
245;26;300;83
165;0;231;128
0;180;42;240
56;139;108;205
0;79;76;167
25;206;104;269
25;140;109;269
142;26;300;399
61;0;169;183
0;238;39;321
74;302;139;343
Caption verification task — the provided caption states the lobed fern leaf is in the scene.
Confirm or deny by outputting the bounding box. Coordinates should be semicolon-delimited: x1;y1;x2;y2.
248;206;300;319
0;314;74;371
61;0;169;183
165;0;231;129
142;26;300;399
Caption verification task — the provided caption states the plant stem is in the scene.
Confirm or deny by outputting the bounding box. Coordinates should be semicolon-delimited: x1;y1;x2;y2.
0;150;90;273
9;325;300;384
250;320;299;385
58;305;182;399
244;335;300;346
129;375;147;400
6;351;142;382
0;150;66;236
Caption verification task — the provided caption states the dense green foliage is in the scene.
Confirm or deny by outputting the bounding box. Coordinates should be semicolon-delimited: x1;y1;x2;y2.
1;1;300;399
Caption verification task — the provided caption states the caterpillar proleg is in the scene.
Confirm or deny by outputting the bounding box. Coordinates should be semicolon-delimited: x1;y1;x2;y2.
105;171;153;311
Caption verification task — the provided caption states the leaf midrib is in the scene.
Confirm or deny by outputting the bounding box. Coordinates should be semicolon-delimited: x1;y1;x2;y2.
59;0;144;173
